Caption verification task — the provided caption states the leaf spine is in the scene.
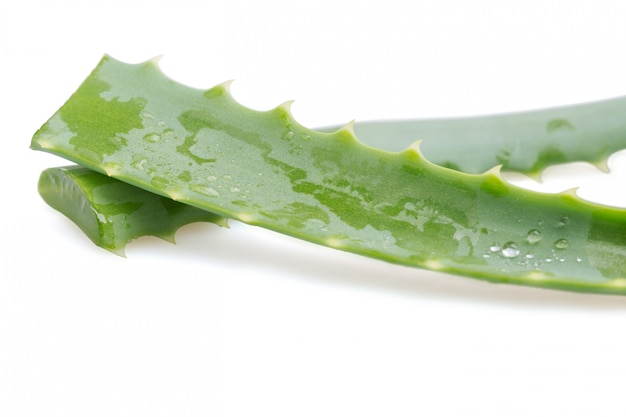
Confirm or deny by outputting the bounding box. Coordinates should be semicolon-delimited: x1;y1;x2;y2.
592;158;611;173
482;164;503;178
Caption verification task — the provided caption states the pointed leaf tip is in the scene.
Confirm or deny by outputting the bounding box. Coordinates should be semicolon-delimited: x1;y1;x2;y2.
277;100;295;113
271;100;299;124
482;164;503;177
148;55;164;66
332;119;360;144
205;80;234;99
334;119;356;136
395;140;429;164
592;158;611;173
219;79;235;90
409;139;423;152
561;187;580;199
525;170;544;183
108;246;128;258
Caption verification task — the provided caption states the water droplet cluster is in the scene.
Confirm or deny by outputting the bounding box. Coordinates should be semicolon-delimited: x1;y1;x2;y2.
482;216;581;271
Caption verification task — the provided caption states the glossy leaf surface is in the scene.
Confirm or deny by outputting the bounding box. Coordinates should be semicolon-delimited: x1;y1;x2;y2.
32;56;626;293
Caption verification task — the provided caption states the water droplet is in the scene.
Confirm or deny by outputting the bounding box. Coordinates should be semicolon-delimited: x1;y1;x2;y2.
230;187;240;193
525;252;535;259
554;238;569;249
502;242;520;258
482;253;491;259
143;132;161;143
526;229;542;244
558;216;569;227
222;175;232;181
576;256;583;263
286;131;295;139
489;243;501;253
537;220;544;226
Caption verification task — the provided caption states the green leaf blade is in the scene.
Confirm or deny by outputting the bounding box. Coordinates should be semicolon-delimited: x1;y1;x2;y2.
350;96;626;176
32;55;626;294
38;165;227;256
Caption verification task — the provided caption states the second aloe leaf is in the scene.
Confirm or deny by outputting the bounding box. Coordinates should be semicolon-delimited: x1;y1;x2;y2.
38;165;227;255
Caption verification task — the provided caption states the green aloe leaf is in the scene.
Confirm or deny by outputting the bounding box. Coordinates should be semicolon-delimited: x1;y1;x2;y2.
38;165;227;255
350;95;626;177
32;55;626;294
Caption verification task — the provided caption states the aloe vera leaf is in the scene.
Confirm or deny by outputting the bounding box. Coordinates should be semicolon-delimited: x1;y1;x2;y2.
345;96;626;177
31;55;626;294
39;95;626;257
38;165;227;255
39;96;626;257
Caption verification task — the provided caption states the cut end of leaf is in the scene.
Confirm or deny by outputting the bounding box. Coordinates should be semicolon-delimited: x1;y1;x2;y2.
38;166;228;257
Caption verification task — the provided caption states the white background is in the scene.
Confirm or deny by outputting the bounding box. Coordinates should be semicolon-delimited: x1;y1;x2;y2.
3;1;626;416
